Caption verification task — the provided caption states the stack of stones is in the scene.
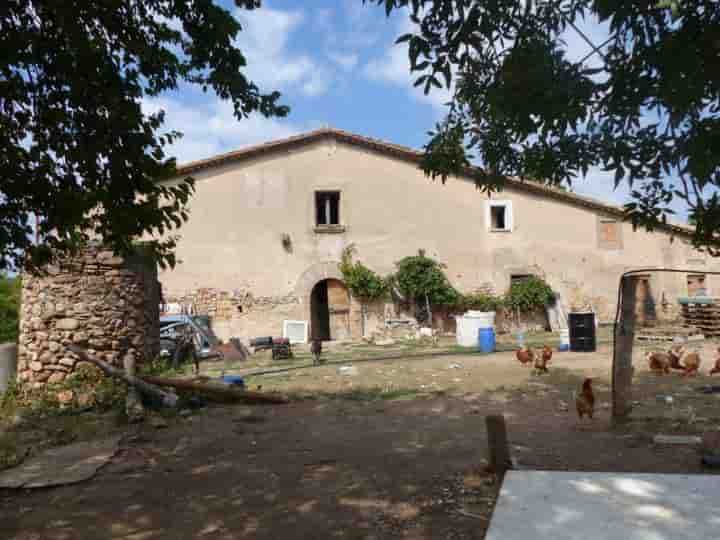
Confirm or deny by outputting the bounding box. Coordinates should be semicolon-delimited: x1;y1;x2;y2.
17;246;160;388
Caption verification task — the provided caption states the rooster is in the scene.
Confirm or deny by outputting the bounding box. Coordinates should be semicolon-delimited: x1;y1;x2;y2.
646;351;671;375
709;348;720;375
534;345;551;374
575;378;595;421
682;351;701;376
311;338;323;365
516;346;535;367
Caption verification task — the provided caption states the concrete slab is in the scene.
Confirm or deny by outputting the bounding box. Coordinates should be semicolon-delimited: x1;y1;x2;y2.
0;436;121;489
486;470;720;540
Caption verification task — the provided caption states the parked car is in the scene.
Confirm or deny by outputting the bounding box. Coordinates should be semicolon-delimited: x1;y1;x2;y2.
159;314;220;368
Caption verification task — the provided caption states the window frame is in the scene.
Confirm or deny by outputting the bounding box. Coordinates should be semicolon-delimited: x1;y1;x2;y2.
313;189;345;233
486;200;513;232
596;215;623;250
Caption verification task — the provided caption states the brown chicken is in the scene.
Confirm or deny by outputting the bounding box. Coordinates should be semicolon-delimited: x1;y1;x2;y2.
682;351;701;376
709;348;720;375
576;378;595;421
646;351;671;375
534;345;552;373
668;345;685;371
516;346;535;367
542;345;553;365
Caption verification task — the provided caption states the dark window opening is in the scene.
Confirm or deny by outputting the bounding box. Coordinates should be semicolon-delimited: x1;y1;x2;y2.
315;191;340;226
511;274;533;286
490;206;506;230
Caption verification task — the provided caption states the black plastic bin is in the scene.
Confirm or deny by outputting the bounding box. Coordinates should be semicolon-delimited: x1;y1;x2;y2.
568;312;596;352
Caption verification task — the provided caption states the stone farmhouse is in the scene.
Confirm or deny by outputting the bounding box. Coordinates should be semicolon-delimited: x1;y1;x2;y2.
158;128;717;342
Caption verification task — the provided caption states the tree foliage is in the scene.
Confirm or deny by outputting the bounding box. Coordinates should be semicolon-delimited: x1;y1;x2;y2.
0;275;21;343
504;276;556;312
394;250;459;307
459;291;504;312
1;0;288;271
370;0;720;253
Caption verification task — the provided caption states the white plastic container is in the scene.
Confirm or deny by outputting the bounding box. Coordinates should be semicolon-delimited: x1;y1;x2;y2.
457;311;496;347
559;329;570;351
455;315;464;346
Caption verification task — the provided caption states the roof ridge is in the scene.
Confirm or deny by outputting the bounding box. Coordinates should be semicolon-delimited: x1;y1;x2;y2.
173;128;693;238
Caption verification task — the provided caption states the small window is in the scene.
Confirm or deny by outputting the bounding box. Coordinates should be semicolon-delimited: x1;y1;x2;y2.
315;191;340;226
597;216;623;249
511;274;533;286
486;200;513;232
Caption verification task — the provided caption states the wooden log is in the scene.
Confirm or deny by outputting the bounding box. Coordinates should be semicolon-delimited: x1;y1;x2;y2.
123;351;145;422
486;414;512;480
613;276;637;421
141;375;289;405
68;346;178;408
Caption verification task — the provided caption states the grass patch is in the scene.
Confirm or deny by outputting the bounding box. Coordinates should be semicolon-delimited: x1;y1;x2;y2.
286;386;443;402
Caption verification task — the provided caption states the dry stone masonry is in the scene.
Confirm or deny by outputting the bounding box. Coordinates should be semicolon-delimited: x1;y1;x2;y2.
17;246;160;388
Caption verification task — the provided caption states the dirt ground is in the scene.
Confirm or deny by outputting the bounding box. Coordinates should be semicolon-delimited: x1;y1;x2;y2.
2;340;720;539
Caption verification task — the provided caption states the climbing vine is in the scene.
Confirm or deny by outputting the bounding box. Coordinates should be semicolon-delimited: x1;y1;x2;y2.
339;245;389;302
339;245;389;336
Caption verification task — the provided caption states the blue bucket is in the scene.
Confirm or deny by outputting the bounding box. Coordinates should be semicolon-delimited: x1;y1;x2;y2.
478;327;496;353
221;375;245;388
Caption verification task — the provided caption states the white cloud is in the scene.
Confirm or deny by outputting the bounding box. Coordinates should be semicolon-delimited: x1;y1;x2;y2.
328;51;359;71
364;17;453;112
234;5;329;97
142;94;302;164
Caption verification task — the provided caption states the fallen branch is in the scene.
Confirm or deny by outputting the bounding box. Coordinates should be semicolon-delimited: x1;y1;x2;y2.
456;509;488;521
68;346;178;408
141;375;289;405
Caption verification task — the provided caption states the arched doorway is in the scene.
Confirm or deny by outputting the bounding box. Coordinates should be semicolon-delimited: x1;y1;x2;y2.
311;279;350;341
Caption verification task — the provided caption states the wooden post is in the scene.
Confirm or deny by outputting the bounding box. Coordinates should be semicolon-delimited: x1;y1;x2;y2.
613;276;638;421
486;415;512;479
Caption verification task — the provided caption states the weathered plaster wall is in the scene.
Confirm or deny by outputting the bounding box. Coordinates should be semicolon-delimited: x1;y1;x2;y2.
159;137;717;340
17;247;160;387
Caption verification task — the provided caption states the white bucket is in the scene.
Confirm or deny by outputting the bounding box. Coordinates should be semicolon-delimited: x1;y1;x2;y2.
455;315;464;346
475;311;496;329
457;311;495;347
559;329;570;351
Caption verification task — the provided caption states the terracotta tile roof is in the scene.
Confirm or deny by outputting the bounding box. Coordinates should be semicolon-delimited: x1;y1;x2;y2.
175;127;692;238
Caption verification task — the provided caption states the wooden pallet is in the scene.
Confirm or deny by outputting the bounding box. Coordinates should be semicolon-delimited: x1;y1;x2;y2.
681;299;720;338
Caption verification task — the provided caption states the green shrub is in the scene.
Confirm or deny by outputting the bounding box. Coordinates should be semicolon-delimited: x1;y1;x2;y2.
460;291;505;312
1;365;126;420
393;250;459;307
504;276;556;312
0;275;21;343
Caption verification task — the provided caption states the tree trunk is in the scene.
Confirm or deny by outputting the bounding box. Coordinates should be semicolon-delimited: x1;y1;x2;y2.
486;414;512;480
425;293;432;328
69;346;178;408
361;302;367;338
613;276;638;421
123;351;145;422
142;376;289;405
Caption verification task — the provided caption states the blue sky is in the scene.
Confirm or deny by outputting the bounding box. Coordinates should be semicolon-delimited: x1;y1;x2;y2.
143;0;667;214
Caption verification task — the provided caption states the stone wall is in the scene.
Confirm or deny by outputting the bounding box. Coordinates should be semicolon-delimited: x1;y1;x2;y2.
17;246;160;387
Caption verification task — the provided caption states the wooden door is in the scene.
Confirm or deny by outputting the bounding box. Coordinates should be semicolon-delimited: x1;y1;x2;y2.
327;279;350;340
